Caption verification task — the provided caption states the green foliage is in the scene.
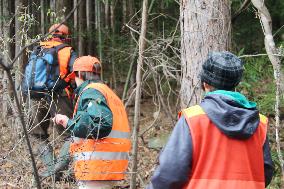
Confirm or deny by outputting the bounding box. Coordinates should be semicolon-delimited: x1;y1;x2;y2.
237;56;275;115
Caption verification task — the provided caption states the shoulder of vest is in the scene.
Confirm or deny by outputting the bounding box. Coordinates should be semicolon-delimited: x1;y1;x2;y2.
58;46;72;54
84;83;106;90
181;105;206;118
40;41;63;47
82;83;107;96
259;113;268;125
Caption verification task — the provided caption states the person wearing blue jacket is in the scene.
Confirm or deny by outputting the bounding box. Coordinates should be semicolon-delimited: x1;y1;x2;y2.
147;51;274;189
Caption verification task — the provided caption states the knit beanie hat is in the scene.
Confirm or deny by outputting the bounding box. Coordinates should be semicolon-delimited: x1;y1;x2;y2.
200;51;244;90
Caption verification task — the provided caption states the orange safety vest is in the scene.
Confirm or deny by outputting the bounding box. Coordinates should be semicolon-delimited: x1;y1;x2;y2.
70;83;131;181
179;105;267;189
40;40;74;83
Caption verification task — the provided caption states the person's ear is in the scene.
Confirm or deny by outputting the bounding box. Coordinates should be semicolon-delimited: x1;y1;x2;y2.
203;83;214;92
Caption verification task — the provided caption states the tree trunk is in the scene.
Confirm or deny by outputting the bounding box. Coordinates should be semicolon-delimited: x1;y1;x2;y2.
180;0;231;108
128;0;137;88
110;0;115;33
50;0;56;23
122;0;127;25
0;0;2;38
1;0;13;120
95;0;103;79
104;0;109;29
73;0;78;48
130;0;148;188
110;0;116;89
78;0;86;56
40;0;45;34
15;0;27;98
86;0;95;55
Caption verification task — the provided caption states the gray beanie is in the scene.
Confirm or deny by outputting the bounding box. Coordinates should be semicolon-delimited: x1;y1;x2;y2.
200;51;244;90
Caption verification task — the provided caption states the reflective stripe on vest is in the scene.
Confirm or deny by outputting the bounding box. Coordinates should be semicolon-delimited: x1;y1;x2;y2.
40;41;72;82
73;151;129;161
180;105;267;189
70;83;131;181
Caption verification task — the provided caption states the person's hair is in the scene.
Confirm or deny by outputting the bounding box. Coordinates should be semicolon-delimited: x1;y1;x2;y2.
75;71;100;81
201;79;235;92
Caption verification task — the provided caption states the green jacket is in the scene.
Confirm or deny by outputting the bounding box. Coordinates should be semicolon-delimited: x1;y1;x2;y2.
67;80;113;139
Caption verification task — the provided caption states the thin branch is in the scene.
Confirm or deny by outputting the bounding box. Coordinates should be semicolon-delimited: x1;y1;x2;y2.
239;53;282;58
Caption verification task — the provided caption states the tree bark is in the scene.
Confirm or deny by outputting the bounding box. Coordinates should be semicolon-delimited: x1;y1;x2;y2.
1;0;13;120
130;0;148;188
86;0;95;55
0;0;3;38
180;0;231;108
104;0;109;29
40;0;45;34
15;0;27;99
95;0;103;79
73;0;78;48
78;0;86;56
122;0;127;25
110;0;115;33
110;0;117;89
50;0;56;23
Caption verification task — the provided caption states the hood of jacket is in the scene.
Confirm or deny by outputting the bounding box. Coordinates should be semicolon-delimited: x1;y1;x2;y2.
200;90;260;139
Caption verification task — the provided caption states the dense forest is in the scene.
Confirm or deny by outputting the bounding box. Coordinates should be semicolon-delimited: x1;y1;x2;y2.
0;0;284;188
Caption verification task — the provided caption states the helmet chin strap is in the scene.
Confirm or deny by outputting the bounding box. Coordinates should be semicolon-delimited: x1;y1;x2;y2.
78;72;84;80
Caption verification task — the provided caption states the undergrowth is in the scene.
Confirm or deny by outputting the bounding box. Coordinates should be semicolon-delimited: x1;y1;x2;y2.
238;56;284;188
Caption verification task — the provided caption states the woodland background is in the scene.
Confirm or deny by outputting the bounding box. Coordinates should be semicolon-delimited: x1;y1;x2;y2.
0;0;284;188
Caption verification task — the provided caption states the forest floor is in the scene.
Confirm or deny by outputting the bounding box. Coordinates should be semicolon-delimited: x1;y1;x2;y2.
0;96;282;189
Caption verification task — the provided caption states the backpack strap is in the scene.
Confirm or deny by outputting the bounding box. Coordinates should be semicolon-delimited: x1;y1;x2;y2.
54;43;69;52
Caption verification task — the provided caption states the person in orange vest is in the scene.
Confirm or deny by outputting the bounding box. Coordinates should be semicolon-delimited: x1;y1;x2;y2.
148;51;274;189
27;24;77;178
53;56;131;189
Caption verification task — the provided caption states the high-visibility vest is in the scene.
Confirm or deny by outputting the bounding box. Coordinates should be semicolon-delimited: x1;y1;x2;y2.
70;83;131;181
40;40;74;83
179;105;267;189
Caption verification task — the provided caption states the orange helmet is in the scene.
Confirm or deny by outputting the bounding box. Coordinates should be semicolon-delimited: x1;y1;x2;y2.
49;24;69;35
73;56;101;73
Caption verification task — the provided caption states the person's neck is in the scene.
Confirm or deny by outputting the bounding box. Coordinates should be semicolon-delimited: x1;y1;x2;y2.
49;37;63;42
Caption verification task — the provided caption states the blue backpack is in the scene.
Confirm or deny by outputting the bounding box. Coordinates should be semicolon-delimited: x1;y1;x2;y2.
22;44;69;98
